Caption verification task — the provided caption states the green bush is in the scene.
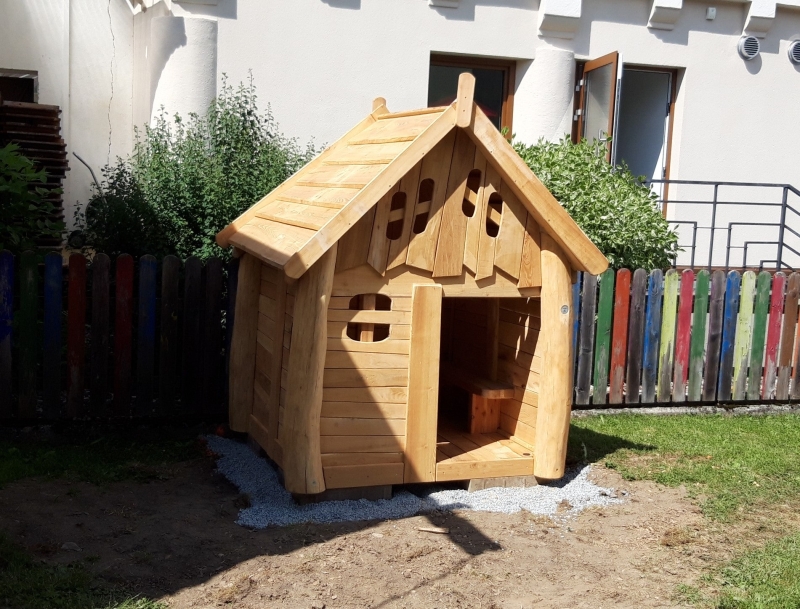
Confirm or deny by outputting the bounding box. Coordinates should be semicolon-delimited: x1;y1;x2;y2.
514;137;679;270
75;76;316;260
0;143;64;253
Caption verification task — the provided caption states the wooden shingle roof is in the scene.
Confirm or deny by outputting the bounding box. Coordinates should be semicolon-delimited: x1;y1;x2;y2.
216;88;608;278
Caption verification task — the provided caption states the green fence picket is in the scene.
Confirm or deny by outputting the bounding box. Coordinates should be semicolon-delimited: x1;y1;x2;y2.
732;271;756;400
747;271;771;400
592;268;615;405
688;270;709;402
657;269;679;402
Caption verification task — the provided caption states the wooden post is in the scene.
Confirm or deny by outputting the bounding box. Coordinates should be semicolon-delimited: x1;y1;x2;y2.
455;73;476;128
280;244;337;495
534;234;573;481
228;253;261;432
404;284;442;483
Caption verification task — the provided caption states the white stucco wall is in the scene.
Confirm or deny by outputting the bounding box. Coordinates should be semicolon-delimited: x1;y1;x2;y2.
2;0;800;252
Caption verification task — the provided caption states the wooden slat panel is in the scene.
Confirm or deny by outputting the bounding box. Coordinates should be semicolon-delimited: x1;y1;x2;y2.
325;351;409;369
135;255;158;415
762;272;785;400
326;337;410;354
321;401;406;419
500;399;538;428
498;412;537;446
463;150;488;274
493;181;527;280
335;207;376;272
327;309;410;324
367;186;396;274
323;386;408;403
159;256;180;410
518;215;542;288
432;129;477;277
320;435;406;453
320;417;406;436
325;141;411;165
475;164;502;280
279;185;361;208
657;269;679;403
228;254;260;431
322;452;403;466
297;163;384;188
329;296;412;310
201;258;224;416
732;271;756;401
256;200;337;231
436;456;533;482
717;271;742;402
323;368;408;387
348;112;440;144
386;162;423;271
405;130;457;271
672;270;695;403
324;462;405;489
702;271;726;402
641;269;664;404
777;272;800;399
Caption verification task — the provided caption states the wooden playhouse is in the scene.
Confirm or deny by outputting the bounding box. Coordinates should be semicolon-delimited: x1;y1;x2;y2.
217;74;608;497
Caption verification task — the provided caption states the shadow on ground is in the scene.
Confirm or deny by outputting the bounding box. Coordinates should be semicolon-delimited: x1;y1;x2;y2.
566;423;655;466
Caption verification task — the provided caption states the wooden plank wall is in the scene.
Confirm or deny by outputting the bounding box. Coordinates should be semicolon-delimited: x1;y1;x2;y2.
496;298;541;450
319;280;411;488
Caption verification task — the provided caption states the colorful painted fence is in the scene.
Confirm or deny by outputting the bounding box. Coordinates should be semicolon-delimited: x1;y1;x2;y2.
0;250;236;420
573;268;800;407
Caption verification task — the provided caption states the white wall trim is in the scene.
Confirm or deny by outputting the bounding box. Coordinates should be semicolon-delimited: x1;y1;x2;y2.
647;0;683;31
538;0;582;39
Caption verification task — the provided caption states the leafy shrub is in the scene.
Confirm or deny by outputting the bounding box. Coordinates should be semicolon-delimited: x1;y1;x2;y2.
75;76;316;260
0;143;64;253
514;137;679;270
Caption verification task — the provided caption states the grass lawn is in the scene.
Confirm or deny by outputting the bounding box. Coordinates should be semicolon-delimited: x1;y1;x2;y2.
571;413;800;608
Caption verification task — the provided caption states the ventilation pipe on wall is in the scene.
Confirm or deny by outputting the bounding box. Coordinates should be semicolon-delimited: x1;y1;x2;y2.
738;35;761;61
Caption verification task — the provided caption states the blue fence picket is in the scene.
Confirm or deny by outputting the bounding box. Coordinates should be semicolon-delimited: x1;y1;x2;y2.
0;251;13;418
43;252;63;418
641;269;664;403
571;272;582;381
135;255;158;415
717;271;741;402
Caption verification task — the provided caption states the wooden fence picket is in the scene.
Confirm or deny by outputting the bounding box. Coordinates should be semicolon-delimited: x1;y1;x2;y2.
672;269;694;402
703;271;726;402
642;269;664;403
42;252;63;418
66;254;87;418
762;273;786;400
592;268;615;405
608;268;631;404
0;251;14;418
571;273;582;380
136;255;158;415
776;272;800;399
89;254;110;415
159;255;180;411
657;269;679;402
625;268;647;404
575;273;597;405
717;271;741;402
18;251;38;418
688;270;710;402
201;257;224;416
113;255;134;416
182;257;203;410
747;271;772;400
732;271;756;401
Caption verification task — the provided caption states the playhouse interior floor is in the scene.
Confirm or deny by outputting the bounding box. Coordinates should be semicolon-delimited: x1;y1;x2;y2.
435;425;535;482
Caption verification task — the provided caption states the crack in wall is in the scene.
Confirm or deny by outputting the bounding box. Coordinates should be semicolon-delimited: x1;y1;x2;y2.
107;0;116;165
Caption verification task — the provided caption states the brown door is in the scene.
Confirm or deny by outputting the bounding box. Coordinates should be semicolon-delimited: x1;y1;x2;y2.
576;51;621;161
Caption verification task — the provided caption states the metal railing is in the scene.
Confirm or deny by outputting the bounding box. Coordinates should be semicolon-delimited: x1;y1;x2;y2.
649;180;800;271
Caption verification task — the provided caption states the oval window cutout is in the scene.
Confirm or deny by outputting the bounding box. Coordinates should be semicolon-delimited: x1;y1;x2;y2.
486;193;502;238
386;192;406;241
462;169;482;218
413;179;435;234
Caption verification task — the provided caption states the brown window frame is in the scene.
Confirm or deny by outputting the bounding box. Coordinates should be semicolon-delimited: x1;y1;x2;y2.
429;54;515;134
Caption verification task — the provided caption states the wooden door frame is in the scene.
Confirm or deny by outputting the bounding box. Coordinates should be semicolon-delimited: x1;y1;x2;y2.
429;53;515;134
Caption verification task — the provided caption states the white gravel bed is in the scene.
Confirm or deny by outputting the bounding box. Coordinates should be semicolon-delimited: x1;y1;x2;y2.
205;435;623;529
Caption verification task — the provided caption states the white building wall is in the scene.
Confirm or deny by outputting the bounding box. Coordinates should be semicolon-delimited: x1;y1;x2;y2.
1;0;799;246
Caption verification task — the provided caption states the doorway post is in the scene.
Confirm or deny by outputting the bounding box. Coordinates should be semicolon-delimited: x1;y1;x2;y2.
534;234;574;480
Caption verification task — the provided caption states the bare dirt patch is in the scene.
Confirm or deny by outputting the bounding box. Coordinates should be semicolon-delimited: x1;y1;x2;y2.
0;458;712;608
